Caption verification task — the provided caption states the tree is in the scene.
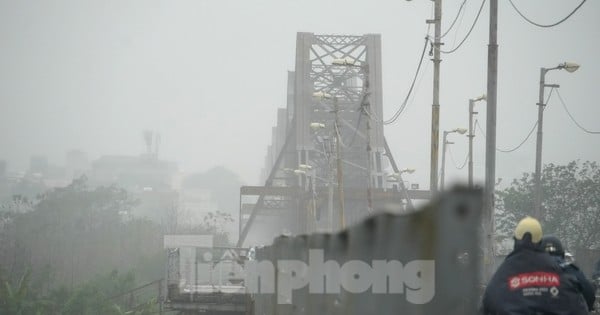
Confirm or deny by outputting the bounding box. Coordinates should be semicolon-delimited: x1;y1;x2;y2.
495;160;600;251
1;176;164;289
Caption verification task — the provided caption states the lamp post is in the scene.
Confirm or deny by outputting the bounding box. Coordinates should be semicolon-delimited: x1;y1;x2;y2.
313;91;346;229
387;168;416;210
468;94;486;188
440;128;467;191
533;62;580;220
332;57;373;213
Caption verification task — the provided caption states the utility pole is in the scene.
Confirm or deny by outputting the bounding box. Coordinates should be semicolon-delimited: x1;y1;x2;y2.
440;131;452;191
363;64;374;213
469;99;476;188
334;97;346;229
468;95;486;188
429;0;442;194
328;146;335;231
440;128;466;191
533;62;579;220
483;0;498;281
534;68;550;221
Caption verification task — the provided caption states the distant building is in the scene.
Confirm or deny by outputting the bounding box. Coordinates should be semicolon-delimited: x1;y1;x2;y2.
89;154;179;228
90;155;177;192
26;155;68;188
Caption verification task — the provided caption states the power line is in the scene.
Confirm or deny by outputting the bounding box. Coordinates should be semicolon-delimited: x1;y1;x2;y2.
508;0;587;28
555;89;600;134
475;88;555;153
440;0;486;54
380;3;433;125
451;0;468;49
440;0;468;39
476;119;537;153
383;36;429;125
448;146;468;169
345;111;364;147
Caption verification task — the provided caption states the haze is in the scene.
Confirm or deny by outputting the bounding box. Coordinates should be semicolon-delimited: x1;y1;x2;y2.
1;0;598;187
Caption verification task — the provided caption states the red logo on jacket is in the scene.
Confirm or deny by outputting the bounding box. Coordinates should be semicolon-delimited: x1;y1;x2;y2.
508;272;560;290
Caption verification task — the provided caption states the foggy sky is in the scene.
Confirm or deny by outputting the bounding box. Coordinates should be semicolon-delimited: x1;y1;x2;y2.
1;0;598;188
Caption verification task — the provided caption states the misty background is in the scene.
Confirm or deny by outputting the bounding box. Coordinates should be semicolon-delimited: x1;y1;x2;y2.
0;1;599;314
1;0;598;188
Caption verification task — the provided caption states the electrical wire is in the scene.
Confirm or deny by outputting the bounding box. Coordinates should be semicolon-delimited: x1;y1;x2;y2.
440;0;486;54
345;112;364;147
381;4;434;126
555;89;600;134
476;119;538;153
448;146;469;170
451;0;468;49
383;36;429;125
508;0;587;28
475;88;555;153
441;0;468;39
334;122;348;148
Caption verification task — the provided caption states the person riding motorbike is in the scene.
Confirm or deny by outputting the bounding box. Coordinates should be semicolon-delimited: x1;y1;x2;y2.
481;217;588;315
541;235;596;311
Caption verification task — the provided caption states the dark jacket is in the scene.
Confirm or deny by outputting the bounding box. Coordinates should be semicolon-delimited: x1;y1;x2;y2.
551;257;596;311
482;240;588;315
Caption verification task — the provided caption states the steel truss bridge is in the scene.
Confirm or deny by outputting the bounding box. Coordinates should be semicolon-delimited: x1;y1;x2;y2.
237;33;431;247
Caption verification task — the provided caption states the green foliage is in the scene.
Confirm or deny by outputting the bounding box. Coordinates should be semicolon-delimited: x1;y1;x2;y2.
0;269;160;315
495;160;600;251
2;176;164;287
0;174;236;314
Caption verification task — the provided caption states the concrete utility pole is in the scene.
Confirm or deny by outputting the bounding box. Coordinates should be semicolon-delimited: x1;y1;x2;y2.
533;68;552;221
440;132;452;191
440;128;467;191
483;0;498;281
334;97;346;229
429;0;442;193
469;100;476;188
468;95;486;188
363;64;374;213
533;62;579;220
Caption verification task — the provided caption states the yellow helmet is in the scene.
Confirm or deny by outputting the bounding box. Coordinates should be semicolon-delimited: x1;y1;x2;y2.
514;216;542;243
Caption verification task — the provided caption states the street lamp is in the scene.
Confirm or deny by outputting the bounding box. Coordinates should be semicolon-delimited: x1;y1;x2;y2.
440;128;467;191
331;58;374;213
298;164;313;171
400;168;416;174
387;168;416;180
387;168;416;210
332;57;358;66
309;122;326;131
311;92;346;229
534;62;580;220
468;94;486;188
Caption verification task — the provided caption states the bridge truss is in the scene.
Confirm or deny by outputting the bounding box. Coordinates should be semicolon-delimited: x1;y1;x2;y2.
237;33;431;247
